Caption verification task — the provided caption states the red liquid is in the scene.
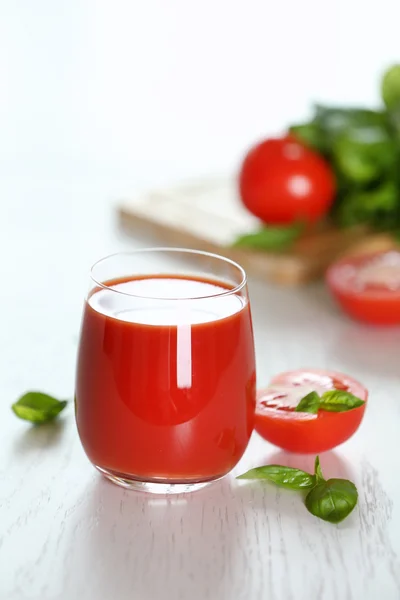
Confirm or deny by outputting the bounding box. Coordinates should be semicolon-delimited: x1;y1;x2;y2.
75;275;256;482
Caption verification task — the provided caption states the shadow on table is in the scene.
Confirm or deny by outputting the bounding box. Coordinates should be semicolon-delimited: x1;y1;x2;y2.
328;322;400;380
73;474;248;600
249;275;400;381
261;448;354;479
12;418;67;455
248;278;333;329
69;446;366;600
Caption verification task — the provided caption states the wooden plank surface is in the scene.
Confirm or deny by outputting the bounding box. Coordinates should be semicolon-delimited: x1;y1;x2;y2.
117;178;397;285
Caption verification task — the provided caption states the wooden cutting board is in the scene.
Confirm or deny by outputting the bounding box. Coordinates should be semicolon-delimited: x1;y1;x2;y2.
117;178;397;285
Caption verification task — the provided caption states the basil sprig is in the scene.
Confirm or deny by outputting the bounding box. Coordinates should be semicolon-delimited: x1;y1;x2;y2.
237;465;315;490
305;457;358;523
295;389;365;414
12;392;67;424
238;456;358;524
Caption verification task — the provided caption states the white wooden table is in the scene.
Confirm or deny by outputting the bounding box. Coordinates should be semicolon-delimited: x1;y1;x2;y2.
1;177;400;600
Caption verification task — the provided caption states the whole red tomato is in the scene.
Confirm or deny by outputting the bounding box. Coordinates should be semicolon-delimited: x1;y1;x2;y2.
239;136;336;225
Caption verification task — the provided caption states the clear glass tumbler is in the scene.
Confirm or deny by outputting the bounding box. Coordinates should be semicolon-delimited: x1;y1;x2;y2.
75;248;256;493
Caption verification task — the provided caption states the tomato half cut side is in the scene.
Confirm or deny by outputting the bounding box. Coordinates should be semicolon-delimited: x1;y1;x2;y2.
255;369;368;454
326;250;400;325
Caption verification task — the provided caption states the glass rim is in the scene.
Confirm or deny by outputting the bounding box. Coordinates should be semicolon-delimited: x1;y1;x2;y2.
90;248;248;300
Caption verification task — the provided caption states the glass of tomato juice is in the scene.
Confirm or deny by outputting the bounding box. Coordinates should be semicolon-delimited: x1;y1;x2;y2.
75;248;256;493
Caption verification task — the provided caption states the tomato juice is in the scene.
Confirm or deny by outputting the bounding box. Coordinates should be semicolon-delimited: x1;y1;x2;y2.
75;274;256;484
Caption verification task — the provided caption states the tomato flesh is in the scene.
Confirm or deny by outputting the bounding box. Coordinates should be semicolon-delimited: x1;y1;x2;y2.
255;369;367;453
239;136;336;225
326;250;400;325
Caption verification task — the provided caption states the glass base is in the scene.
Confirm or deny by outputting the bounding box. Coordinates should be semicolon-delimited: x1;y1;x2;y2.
95;465;221;494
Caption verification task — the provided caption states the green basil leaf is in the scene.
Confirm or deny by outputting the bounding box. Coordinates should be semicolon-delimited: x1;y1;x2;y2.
295;391;320;414
320;390;365;412
305;478;358;523
314;456;325;484
237;465;315;490
232;223;302;252
12;392;67;424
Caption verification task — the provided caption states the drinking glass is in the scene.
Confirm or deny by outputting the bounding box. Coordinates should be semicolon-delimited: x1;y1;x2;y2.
75;248;256;493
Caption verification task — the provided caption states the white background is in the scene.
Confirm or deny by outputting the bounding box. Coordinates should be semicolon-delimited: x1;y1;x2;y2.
1;0;399;190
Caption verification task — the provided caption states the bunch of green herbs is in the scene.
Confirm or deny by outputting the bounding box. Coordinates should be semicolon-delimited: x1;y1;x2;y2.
290;64;400;232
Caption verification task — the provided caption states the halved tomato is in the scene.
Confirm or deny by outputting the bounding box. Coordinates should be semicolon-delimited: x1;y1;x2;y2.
326;250;400;325
255;369;367;453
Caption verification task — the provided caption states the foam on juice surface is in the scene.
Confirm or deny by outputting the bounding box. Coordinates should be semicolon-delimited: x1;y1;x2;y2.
89;277;246;325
